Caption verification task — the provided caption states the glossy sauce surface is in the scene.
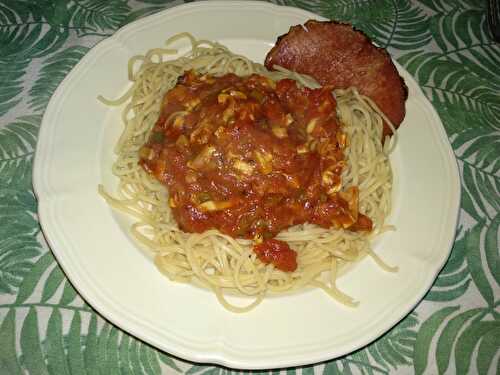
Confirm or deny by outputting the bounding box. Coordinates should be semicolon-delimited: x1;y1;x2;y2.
140;71;372;271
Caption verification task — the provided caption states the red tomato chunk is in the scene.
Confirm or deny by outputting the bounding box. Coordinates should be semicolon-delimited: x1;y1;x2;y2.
254;239;298;272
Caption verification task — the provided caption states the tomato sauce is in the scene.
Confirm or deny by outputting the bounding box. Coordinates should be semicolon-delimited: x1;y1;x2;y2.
139;71;372;272
254;239;297;272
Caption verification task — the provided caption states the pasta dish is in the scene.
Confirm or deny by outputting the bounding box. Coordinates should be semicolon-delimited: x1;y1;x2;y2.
98;31;399;312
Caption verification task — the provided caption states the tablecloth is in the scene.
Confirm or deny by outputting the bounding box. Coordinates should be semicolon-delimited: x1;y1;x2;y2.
1;0;499;374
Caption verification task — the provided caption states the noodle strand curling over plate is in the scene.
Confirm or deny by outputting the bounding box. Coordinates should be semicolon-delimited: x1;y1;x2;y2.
33;1;460;369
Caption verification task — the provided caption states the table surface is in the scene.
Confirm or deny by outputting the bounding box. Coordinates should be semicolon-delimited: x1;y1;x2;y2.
1;0;499;374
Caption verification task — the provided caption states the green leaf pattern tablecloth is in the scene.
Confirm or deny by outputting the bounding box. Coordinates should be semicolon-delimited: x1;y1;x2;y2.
1;0;499;373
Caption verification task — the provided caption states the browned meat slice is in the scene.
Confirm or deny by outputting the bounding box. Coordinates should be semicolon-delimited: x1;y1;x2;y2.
265;20;408;138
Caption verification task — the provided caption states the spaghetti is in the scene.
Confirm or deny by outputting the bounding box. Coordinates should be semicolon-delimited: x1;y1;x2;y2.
98;33;396;313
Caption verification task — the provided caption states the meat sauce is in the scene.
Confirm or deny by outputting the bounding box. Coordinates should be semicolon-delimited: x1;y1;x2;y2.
139;71;372;272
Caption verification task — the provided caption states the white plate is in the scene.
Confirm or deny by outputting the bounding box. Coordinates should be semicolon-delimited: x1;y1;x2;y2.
33;0;461;370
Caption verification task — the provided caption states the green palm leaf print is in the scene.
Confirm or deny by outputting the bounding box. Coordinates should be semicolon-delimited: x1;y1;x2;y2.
464;223;495;307
485;214;500;287
413;305;460;375
29;45;90;112
460;144;499;219
0;115;39;189
419;0;485;13
0;0;30;116
15;308;167;374
434;308;483;373
279;0;431;50
399;5;499;141
0;0;130;118
0;309;23;373
454;319;500;374
427;220;498;314
414;306;500;375
0;115;42;295
0;191;41;294
124;0;180;24
14;252;55;304
66;0;131;35
476;325;500;375
0;56;28;118
425;227;472;302
367;313;418;370
0;1;68;117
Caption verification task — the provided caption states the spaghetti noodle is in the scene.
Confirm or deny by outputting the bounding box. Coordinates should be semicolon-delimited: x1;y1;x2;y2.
98;33;396;313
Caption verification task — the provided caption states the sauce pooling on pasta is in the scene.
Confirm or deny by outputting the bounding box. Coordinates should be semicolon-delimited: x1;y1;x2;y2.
139;71;372;271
